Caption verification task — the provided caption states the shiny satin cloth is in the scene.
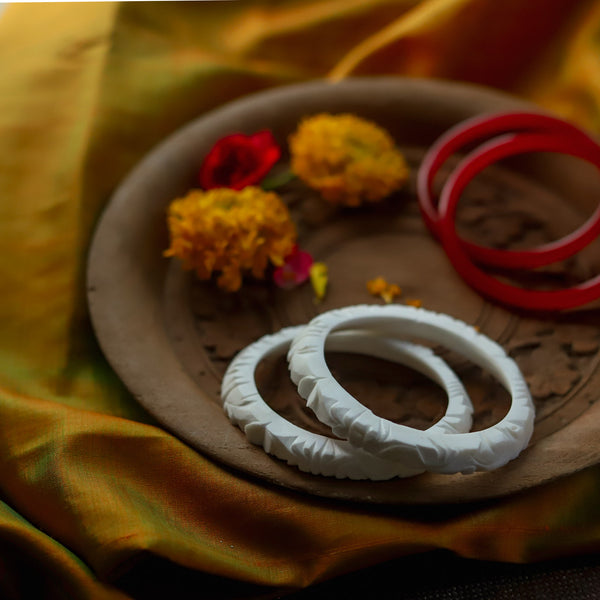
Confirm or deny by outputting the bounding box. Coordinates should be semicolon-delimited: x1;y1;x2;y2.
1;1;600;597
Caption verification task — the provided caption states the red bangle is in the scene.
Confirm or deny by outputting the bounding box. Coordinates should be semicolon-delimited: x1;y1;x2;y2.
417;111;600;269
437;132;600;311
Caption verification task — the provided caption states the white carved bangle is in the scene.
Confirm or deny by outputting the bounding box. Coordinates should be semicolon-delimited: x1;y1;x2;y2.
288;305;535;474
221;325;473;480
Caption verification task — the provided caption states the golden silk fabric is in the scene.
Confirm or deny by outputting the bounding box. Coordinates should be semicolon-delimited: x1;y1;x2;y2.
1;1;600;597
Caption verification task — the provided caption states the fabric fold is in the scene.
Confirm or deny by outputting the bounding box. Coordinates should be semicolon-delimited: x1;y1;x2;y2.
2;1;600;597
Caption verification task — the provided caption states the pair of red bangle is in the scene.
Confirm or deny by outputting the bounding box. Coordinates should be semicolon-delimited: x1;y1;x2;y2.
417;112;600;311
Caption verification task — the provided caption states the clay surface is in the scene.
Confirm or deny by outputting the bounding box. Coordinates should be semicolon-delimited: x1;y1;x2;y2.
87;78;600;504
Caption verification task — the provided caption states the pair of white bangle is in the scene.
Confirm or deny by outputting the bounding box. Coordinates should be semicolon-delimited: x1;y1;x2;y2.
221;304;535;480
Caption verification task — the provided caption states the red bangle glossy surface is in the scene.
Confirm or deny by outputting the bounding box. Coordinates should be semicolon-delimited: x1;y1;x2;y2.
418;111;600;269
437;132;600;311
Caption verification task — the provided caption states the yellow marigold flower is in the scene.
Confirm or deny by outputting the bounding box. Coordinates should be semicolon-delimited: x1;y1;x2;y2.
367;276;401;304
289;113;410;207
164;187;296;292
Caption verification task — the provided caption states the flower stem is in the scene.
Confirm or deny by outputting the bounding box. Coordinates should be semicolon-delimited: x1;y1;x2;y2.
261;169;297;190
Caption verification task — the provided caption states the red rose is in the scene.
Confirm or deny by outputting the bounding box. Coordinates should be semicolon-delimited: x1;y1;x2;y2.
199;130;281;190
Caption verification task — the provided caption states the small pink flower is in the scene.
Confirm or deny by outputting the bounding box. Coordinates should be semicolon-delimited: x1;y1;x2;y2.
273;246;313;289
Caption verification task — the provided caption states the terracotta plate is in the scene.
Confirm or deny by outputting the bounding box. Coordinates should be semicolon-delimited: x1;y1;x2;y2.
87;78;600;504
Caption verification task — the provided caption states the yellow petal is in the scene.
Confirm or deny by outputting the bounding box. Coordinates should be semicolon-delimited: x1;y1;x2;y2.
309;262;328;301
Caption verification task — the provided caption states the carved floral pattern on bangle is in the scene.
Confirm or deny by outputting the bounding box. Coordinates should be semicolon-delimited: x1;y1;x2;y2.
222;325;473;480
